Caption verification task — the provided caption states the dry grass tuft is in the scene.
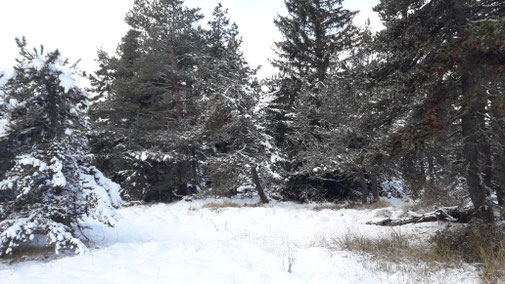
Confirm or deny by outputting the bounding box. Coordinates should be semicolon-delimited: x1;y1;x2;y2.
312;204;346;211
399;202;431;217
374;208;392;219
313;200;390;212
324;230;465;279
329;224;505;283
1;246;57;264
345;200;391;210
359;200;391;210
332;230;430;263
201;201;261;211
431;225;505;283
479;242;505;283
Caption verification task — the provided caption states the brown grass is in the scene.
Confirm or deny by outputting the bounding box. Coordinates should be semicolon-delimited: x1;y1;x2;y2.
322;230;454;279
431;225;505;283
201;201;261;211
312;203;347;211
313;200;390;212
1;246;57;264
358;200;391;210
332;230;436;263
329;225;505;283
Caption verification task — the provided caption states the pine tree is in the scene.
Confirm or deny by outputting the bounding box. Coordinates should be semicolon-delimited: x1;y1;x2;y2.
0;38;120;256
91;0;271;201
373;0;505;221
195;4;272;201
90;0;207;201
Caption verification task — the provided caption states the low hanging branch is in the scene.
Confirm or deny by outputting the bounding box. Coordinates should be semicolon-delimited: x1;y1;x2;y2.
366;207;473;226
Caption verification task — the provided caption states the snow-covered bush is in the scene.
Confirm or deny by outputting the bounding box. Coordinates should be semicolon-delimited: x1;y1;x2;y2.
0;38;121;257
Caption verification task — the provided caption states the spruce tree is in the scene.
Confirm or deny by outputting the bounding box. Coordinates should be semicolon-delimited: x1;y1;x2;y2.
195;4;273;201
267;0;360;201
273;0;357;83
0;38;120;256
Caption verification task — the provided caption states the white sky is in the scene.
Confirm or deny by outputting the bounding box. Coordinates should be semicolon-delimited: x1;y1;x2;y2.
0;0;382;79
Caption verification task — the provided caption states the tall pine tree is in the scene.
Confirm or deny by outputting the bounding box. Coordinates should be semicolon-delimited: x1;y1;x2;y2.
90;0;207;201
373;0;505;221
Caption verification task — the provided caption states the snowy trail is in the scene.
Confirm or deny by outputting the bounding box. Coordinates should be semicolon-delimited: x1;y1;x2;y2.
0;199;480;283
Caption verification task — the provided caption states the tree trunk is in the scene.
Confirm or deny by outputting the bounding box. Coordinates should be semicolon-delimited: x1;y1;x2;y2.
461;71;494;223
495;146;505;206
480;122;493;194
176;163;189;196
427;152;436;187
45;80;58;138
454;1;493;223
371;174;379;202
402;154;423;199
358;168;368;204
191;146;198;192
169;23;182;120
177;183;189;196
491;110;505;206
417;152;427;196
251;166;269;204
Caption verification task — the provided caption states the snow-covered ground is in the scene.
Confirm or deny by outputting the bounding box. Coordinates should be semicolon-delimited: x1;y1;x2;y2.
0;198;480;284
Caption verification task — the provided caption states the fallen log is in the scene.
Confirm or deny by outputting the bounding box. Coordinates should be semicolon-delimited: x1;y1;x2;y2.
367;207;473;226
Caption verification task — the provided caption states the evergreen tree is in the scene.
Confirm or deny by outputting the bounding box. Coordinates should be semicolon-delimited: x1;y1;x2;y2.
195;4;273;201
90;0;270;201
267;0;361;201
273;0;357;83
373;0;505;221
90;0;207;201
0;38;120;256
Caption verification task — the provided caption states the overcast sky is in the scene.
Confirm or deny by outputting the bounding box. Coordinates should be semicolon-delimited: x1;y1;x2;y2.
0;0;382;79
